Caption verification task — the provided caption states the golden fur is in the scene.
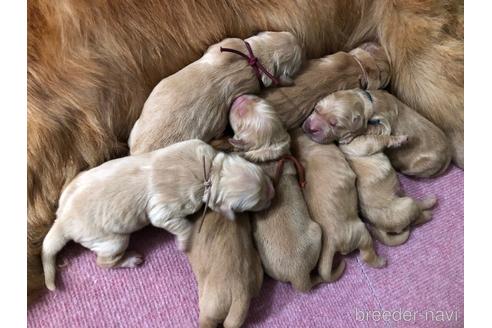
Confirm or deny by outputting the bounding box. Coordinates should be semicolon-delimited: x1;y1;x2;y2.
129;32;303;154
291;129;385;282
187;212;263;328
261;42;390;128
304;89;452;177
28;0;463;299
41;140;273;290
228;95;322;291
339;135;437;246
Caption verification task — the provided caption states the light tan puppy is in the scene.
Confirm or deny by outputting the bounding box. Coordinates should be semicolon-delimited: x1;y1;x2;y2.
339;135;437;246
42;139;274;291
229;95;322;291
303;89;452;177
187;211;263;328
129;31;303;155
291;129;385;282
261;42;390;129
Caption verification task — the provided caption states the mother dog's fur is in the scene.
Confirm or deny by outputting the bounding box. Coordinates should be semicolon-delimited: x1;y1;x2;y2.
28;0;463;300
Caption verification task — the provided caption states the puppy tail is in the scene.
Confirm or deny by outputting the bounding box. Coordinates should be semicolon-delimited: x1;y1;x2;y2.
42;221;69;291
223;297;250;328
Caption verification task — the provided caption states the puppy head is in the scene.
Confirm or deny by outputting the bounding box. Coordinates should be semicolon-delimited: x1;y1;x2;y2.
302;89;371;144
247;31;304;87
211;154;275;220
229;95;290;161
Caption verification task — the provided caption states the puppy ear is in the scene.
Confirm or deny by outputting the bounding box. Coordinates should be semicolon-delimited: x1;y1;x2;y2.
228;138;247;149
219;205;236;221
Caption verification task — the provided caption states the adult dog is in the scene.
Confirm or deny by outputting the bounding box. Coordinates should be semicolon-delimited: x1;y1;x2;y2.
28;0;463;300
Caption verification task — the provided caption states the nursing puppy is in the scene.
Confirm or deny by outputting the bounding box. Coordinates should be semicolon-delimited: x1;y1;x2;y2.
187;211;263;328
261;42;390;129
338;135;437;246
129;31;303;154
291;129;385;282
303;89;452;177
229;95;322;291
42;139;274;290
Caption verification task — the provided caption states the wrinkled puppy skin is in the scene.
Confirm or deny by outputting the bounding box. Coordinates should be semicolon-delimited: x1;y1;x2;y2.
303;89;452;177
187;211;263;328
339;134;437;246
291;129;385;282
261;42;390;129
129;31;303;155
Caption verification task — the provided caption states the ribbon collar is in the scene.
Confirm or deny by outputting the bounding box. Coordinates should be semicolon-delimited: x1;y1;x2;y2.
220;41;279;89
198;156;214;233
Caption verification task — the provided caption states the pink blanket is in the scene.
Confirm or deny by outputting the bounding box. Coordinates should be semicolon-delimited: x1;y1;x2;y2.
28;167;464;328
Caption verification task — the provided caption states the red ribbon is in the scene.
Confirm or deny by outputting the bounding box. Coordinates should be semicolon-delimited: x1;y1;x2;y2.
220;41;279;88
274;154;306;189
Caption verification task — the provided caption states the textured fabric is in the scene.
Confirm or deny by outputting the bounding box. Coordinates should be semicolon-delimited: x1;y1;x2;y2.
28;166;464;328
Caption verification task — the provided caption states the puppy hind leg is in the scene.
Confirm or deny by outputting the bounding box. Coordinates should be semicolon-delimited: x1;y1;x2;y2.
358;224;386;268
223;297;251;328
318;244;345;282
151;216;193;251
87;235;143;269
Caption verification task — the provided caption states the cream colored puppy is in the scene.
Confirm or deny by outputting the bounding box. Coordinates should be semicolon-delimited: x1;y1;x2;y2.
291;129;385;282
229;95;322;291
129;31;303;155
339;135;437;246
261;42;390;129
187;211;263;328
303;89;452;177
42;139;274;291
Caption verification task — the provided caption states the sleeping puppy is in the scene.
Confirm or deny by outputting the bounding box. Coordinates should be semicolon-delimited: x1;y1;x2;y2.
187;211;263;328
229;95;322;291
291;129;385;282
41;139;274;291
338;134;437;246
303;89;451;177
261;42;390;129
129;31;303;155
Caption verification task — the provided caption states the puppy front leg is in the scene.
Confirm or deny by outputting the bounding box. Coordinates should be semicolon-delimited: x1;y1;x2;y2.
342;135;408;156
151;216;193;251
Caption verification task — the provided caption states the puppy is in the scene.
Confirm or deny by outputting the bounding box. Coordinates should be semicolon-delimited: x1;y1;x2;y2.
338;135;437;246
261;42;390;129
291;129;385;282
229;95;322;291
42;139;274;291
129;31;303;155
187;211;263;328
303;89;452;177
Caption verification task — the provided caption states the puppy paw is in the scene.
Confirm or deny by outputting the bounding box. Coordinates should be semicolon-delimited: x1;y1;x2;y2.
119;251;144;268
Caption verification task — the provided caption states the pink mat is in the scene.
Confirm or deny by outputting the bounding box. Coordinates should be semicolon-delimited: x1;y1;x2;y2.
28;166;464;328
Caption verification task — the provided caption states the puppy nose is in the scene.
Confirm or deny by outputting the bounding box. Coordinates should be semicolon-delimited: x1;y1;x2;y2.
302;119;320;134
328;117;338;127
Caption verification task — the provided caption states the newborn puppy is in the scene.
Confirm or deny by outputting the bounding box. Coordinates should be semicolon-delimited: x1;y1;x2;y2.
229;95;322;291
291;129;385;282
261;42;390;129
129;31;303;155
187;211;262;328
42;139;274;291
338;135;437;246
303;89;451;177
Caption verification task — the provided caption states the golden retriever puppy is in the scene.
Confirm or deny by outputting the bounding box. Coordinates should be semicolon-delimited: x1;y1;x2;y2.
339;135;437;246
291;129;385;282
187;211;263;328
303;89;452;177
41;139;274;291
228;95;322;291
128;31;303;155
260;42;390;129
